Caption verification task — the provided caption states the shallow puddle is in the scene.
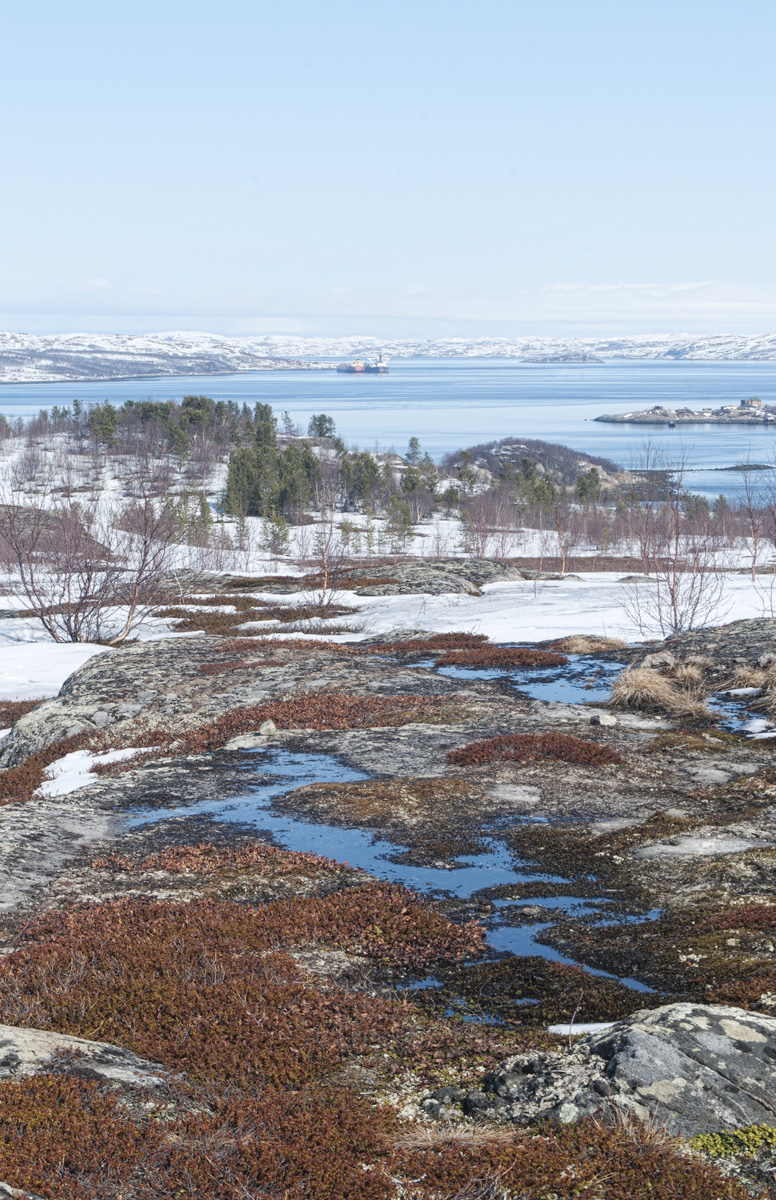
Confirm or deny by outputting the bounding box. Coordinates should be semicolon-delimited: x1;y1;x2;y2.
414;652;627;705
129;748;655;995
708;689;776;735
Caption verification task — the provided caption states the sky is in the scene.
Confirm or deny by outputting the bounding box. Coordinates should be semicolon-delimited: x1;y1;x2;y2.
1;0;775;339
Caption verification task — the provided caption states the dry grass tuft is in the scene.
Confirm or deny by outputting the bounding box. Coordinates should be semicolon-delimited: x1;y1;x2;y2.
609;666;710;717
670;662;705;687
720;666;767;691
392;1126;522;1150
547;635;628;654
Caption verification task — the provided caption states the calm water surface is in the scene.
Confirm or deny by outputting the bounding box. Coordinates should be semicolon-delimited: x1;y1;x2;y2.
5;357;776;497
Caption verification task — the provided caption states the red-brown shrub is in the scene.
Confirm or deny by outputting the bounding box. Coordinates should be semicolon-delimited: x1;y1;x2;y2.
0;699;44;729
435;647;568;669
708;905;776;931
0;1077;396;1200
707;970;776;1008
0;889;484;1084
367;632;489;655
448;731;624;768
0;730;96;806
143;691;456;755
92;841;343;876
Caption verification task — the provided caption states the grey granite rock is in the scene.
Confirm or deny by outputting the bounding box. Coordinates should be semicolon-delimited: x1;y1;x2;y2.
0;1024;169;1089
342;558;527;596
456;1004;776;1136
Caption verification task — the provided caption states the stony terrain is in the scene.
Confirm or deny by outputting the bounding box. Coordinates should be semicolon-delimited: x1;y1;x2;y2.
2;610;776;1194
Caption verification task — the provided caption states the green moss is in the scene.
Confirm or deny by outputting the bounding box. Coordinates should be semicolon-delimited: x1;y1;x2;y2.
690;1124;776;1158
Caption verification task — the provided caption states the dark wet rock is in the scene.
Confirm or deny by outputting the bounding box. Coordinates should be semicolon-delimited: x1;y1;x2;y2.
454;1003;776;1136
665;618;776;680
462;1089;507;1117
0;1024;169;1089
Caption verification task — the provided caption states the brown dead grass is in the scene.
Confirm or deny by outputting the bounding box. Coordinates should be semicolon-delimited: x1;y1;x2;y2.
720;666;767;691
609;666;710;718
547;635;628;654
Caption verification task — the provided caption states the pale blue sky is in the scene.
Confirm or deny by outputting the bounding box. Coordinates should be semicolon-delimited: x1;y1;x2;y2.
1;0;774;337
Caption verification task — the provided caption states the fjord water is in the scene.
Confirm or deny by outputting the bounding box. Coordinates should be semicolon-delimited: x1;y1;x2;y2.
5;357;776;496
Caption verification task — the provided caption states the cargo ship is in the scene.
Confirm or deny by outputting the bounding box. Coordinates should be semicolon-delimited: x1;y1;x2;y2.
336;356;389;374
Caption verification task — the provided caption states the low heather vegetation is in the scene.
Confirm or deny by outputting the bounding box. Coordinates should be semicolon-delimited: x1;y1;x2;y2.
435;646;567;669
448;731;625;768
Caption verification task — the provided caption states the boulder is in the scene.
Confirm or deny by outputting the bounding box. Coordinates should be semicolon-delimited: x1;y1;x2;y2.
0;1024;169;1089
640;650;676;670
453;1003;776;1137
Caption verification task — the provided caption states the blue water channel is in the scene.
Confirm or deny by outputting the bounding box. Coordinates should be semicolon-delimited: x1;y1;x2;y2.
414;652;627;706
128;747;655;997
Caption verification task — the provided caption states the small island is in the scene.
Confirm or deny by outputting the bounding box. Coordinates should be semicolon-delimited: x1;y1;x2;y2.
595;396;776;425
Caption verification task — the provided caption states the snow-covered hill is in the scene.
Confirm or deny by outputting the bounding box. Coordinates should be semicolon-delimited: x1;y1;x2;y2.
4;329;776;383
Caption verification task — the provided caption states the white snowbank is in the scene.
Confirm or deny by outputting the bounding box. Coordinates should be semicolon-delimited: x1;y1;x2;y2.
36;748;154;799
346;571;775;644
0;641;111;701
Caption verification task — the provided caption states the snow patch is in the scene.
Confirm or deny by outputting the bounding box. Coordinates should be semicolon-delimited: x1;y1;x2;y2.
36;748;155;799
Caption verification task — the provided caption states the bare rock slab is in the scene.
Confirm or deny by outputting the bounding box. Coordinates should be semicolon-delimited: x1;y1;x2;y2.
0;1024;169;1088
459;1003;776;1137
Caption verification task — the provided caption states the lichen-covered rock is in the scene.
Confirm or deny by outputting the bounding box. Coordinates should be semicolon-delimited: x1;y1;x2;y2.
345;559;527;596
0;1024;168;1089
454;1003;776;1137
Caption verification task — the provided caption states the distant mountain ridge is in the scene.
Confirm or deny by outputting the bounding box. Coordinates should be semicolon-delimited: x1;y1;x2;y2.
3;330;776;383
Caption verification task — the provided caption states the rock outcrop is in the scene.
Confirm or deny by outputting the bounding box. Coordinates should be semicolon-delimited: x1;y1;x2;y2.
344;559;527;596
430;1004;776;1137
0;1024;168;1089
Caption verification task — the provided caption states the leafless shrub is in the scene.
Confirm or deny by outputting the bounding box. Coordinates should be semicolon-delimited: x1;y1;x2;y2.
621;448;729;637
0;454;176;643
